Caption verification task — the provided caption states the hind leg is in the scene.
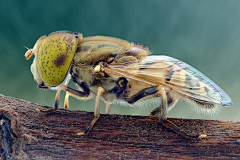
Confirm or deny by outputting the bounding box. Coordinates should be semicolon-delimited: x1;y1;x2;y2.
150;92;178;119
150;86;205;139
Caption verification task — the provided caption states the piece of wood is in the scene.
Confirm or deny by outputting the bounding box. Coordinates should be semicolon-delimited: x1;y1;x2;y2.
0;94;239;159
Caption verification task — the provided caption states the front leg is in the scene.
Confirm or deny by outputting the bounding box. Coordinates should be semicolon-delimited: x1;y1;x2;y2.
39;81;90;113
39;83;106;135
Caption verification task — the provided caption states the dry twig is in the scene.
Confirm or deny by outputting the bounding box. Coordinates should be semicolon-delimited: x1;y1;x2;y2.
0;94;239;159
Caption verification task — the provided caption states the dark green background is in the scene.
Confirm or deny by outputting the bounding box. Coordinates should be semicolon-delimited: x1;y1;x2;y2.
0;0;239;121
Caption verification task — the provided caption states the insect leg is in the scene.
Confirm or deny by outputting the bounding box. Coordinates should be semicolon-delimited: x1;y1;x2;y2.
105;103;111;114
127;86;159;104
167;97;179;112
64;93;70;109
126;85;168;120
77;87;105;135
151;86;205;139
150;96;178;117
162;119;205;138
39;82;90;113
153;86;168;122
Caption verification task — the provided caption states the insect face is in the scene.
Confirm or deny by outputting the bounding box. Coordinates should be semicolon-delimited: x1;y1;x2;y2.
25;31;82;89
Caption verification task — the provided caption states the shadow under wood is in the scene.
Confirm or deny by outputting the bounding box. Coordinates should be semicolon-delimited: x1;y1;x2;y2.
0;94;239;159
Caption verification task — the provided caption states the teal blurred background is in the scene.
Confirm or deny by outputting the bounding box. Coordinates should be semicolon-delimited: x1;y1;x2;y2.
0;0;239;121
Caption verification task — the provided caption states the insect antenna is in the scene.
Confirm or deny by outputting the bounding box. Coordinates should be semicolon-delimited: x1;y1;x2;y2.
24;46;33;60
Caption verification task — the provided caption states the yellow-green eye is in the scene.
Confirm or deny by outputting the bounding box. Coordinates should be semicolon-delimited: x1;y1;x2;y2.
37;31;78;86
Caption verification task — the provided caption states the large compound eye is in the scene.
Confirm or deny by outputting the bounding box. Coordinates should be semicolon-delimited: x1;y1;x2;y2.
37;31;78;86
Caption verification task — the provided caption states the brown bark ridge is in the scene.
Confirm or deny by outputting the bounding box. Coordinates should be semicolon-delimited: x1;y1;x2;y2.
0;94;239;160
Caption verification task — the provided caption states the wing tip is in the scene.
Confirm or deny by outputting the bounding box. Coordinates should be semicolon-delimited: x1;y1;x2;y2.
222;101;233;107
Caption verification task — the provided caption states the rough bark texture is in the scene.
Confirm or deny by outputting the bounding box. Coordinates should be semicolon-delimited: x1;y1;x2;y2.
0;94;239;159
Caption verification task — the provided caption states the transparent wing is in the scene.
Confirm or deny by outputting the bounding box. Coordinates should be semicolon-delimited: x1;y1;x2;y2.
106;55;232;106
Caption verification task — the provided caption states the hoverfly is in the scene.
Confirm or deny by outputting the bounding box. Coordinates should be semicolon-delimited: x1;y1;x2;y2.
25;31;233;138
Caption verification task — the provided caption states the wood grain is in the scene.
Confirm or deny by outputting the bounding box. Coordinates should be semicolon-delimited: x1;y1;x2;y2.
0;94;239;159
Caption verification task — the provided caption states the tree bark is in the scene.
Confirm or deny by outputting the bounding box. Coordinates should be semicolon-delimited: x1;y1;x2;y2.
0;94;239;159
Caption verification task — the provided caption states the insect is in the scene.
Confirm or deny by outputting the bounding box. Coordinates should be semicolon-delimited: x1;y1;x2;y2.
25;30;233;138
